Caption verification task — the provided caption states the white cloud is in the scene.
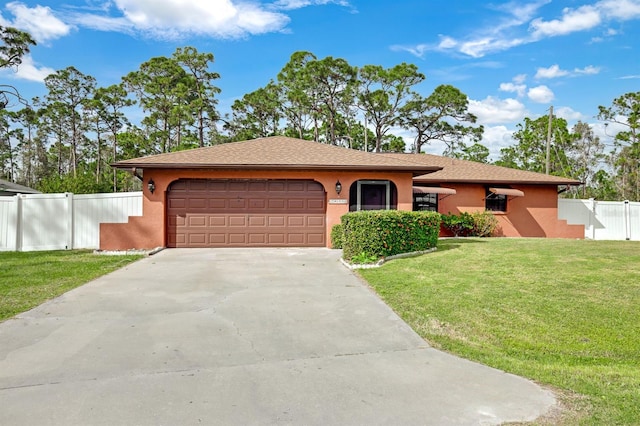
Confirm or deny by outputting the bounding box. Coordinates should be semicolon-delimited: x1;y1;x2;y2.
555;106;586;121
598;0;640;20
575;65;600;75
481;125;517;160
499;82;527;97
528;85;554;103
418;0;640;59
390;43;429;58
535;64;569;79
271;0;352;10
0;54;55;82
468;96;527;124
535;64;600;79
3;2;71;43
530;5;601;38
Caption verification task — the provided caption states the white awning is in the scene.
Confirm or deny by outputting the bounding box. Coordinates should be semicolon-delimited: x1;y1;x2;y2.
413;186;457;195
489;187;524;197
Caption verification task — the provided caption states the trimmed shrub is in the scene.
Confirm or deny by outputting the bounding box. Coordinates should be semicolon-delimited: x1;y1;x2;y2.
341;210;441;262
330;223;344;249
441;212;475;237
469;211;499;237
441;211;499;237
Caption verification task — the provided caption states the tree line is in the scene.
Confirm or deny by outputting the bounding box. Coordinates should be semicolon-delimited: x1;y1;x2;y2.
1;26;638;200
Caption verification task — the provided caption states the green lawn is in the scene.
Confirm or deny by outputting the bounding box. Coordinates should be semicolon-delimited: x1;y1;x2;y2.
359;238;640;425
0;250;143;322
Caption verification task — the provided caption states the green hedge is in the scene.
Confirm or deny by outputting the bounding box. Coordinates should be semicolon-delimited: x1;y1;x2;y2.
440;211;499;237
340;210;441;262
331;223;344;249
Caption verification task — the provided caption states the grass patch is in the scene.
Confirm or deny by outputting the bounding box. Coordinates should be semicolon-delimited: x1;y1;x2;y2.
0;250;143;322
359;238;640;425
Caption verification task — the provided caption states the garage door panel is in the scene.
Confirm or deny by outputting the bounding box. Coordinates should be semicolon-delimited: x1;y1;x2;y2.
248;233;266;244
188;216;207;227
228;216;247;226
228;234;247;244
167;179;326;247
209;216;226;226
307;216;325;227
268;216;285;226
248;216;266;226
307;199;324;210
228;181;248;191
209;198;227;209
188;233;206;244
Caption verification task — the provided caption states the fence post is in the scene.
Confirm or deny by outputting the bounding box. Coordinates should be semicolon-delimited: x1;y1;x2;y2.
66;193;73;250
16;194;24;251
624;200;630;241
588;198;596;240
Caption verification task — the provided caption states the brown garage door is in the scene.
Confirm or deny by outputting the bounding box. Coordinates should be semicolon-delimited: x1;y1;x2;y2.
167;179;326;247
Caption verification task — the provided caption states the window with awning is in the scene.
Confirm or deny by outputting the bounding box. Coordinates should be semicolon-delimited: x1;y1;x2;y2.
486;187;524;212
412;186;456;212
489;187;524;198
412;186;457;195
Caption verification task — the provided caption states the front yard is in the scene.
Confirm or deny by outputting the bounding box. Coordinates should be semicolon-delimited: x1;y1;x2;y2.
0;250;143;322
359;238;640;425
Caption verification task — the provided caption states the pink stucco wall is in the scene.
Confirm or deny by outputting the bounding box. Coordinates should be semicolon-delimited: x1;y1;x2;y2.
437;183;583;238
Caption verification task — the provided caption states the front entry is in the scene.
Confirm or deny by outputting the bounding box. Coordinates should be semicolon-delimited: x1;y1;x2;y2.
167;179;326;247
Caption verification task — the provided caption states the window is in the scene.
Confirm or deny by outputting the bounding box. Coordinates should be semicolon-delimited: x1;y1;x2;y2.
349;180;398;211
413;193;438;212
485;191;507;212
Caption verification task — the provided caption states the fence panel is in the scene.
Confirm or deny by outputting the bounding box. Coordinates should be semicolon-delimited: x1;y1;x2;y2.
73;192;142;249
558;199;640;241
630;202;640;241
19;193;72;251
0;197;18;251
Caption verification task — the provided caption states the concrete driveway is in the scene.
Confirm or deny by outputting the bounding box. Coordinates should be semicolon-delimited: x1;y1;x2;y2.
0;248;555;425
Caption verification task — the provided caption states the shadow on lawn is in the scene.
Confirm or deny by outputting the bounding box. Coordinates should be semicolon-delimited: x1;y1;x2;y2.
436;237;488;253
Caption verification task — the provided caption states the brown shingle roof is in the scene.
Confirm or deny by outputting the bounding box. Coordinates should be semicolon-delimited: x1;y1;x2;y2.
112;136;441;175
382;153;582;185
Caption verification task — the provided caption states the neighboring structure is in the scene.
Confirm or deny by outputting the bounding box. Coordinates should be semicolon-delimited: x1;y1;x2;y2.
386;153;584;238
100;137;584;250
0;179;40;196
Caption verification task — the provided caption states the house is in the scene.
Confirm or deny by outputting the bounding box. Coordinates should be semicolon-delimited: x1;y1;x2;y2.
385;153;584;238
0;179;40;196
100;136;583;250
100;136;440;250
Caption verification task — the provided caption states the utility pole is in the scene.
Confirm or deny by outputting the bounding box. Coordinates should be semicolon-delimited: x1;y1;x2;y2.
546;105;553;175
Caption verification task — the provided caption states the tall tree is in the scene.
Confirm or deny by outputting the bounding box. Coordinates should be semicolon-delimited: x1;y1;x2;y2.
277;51;316;140
0;26;36;109
172;47;221;146
496;115;576;178
123;56;190;153
307;56;357;145
598;92;640;200
569;121;605;198
400;84;483;155
43;66;96;176
225;81;282;140
94;84;133;190
357;63;425;152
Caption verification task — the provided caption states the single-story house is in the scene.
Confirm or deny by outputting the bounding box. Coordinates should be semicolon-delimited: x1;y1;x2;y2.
100;136;583;250
0;179;40;196
384;153;583;238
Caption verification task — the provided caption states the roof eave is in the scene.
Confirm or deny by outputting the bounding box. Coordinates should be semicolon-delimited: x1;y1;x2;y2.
414;177;583;185
111;163;442;175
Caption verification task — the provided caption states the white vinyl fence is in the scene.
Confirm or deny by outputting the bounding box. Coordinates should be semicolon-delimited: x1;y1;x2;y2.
0;192;142;252
559;198;640;241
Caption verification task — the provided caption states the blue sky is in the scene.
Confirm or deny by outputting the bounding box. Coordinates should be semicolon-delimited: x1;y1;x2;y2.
1;0;640;158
